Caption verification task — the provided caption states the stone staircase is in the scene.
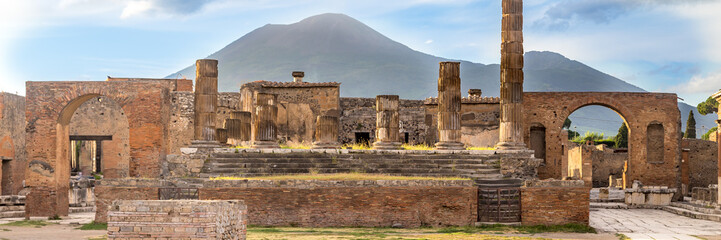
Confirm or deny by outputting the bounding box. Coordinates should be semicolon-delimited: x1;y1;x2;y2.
663;202;721;223
0;195;25;218
200;152;502;179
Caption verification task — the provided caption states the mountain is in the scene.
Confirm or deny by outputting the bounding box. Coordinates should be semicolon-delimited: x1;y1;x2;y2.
169;13;714;137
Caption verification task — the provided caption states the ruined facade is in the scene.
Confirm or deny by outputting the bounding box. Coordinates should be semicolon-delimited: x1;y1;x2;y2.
0;93;26;195
339;98;427;145
682;139;718;190
425;90;500;148
565;144;627;188
523;92;682;189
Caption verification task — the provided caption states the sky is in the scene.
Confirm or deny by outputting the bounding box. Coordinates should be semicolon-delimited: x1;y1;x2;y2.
1;0;721;106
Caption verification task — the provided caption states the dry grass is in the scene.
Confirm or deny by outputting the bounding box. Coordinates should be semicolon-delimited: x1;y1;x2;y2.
341;143;372;150
401;144;435;150
209;173;469;181
280;142;312;149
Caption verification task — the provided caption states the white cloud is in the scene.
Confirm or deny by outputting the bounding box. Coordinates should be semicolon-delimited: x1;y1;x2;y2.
121;1;153;19
424;39;433;44
672;69;721;94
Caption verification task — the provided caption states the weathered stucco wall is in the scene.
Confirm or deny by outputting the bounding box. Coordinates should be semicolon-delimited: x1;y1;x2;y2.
424;96;500;147
523;92;681;189
683;139;718;189
0;93;26;195
339;98;427;145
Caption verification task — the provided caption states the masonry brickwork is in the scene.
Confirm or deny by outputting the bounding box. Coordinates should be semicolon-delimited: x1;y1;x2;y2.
566;145;627;187
24;79;183;217
521;180;590;226
0;93;26;195
107;200;247;240
168;92;241;154
523;92;681;188
683;139;718;189
425;95;500;147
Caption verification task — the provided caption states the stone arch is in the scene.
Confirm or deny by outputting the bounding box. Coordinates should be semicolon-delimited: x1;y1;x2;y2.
25;80;176;217
523;92;680;188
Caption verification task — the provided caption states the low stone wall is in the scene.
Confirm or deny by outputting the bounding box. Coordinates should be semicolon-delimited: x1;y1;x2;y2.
107;200;247;240
96;179;477;227
520;180;589;226
625;186;677;207
94;179;171;222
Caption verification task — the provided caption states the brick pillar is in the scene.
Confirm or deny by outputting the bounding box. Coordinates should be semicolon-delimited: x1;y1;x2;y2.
235;111;252;146
312;115;340;149
224;118;241;146
496;0;526;150
373;95;401;149
227;111;251;146
251;93;279;149
192;59;220;147
435;62;464;150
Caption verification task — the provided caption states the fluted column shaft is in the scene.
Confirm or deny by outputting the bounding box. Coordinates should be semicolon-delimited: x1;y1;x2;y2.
435;62;464;150
373;95;401;149
193;59;219;145
497;0;526;150
251;93;279;149
312;115;340;149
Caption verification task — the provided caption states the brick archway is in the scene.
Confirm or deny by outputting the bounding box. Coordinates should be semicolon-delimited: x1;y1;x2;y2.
25;80;179;217
523;92;681;188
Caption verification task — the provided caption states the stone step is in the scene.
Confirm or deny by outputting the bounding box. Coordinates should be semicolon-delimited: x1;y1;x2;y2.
207;158;495;165
70;206;95;213
663;205;721;223
670;202;721;215
0;195;25;206
200;172;500;178
206;162;497;170
211;152;498;160
0;205;24;212
206;167;498;175
0;211;24;218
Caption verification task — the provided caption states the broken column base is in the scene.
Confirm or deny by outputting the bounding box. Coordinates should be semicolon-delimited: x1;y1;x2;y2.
251;141;280;149
495;141;527;150
435;141;464;150
312;142;340;149
372;141;401;150
625;187;677;207
190;140;221;148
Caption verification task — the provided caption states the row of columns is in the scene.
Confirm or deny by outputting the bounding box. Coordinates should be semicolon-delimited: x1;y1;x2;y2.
192;59;468;150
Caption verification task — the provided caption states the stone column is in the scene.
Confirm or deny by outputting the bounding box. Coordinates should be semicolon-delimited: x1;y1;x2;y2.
496;0;526;150
713;90;721;205
373;95;401;149
224;118;241;146
216;128;228;145
192;59;220;146
229;111;251;146
251;93;279;149
312;115;340;149
435;62;465;150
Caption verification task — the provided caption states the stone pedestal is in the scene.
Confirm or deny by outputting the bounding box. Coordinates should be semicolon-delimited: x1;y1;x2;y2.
496;0;526;150
373;95;401;150
232;111;252;146
251;93;279;149
216;128;228;145
435;62;464;150
312;115;340;149
225;119;241;146
192;59;220;148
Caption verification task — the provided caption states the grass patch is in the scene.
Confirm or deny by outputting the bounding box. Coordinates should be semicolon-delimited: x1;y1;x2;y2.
438;224;595;234
246;226;553;240
342;143;372;150
0;228;10;231
466;147;496;150
78;221;108;230
616;233;630;240
1;220;54;228
401;144;434;151
210;173;469;181
280;142;312;149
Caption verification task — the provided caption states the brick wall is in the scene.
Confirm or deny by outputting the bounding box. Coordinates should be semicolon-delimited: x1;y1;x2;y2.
683;139;718;189
424;97;500;147
339;97;427;145
0;93;25;195
521;180;589;226
107;200;247;240
96;179;477;227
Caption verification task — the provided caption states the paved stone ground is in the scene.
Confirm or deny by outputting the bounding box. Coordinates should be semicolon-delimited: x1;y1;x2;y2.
591;208;721;240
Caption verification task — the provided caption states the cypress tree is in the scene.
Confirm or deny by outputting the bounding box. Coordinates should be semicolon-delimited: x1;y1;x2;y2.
614;123;628;148
684;110;696;139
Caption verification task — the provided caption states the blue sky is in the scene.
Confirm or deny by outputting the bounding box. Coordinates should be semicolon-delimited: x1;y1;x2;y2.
1;0;721;105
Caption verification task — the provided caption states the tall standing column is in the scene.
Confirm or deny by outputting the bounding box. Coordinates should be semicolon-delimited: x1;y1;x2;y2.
312;115;340;149
496;0;526;150
251;93;280;149
373;95;401;150
435;62;465;150
192;59;220;147
713;90;721;205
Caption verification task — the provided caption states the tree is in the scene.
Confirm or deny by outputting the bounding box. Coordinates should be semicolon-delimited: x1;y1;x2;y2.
697;96;719;115
563;118;572;129
684;110;696;139
615;123;628;148
702;126;718;140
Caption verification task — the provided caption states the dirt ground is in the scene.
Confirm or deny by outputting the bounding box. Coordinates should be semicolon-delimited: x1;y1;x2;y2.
0;224;106;240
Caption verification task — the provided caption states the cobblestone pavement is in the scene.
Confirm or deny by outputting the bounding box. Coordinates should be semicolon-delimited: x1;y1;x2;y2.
591;208;721;240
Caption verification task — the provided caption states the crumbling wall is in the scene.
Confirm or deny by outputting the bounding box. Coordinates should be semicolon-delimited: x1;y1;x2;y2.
424;97;500;147
339;98;427;145
683;139;718;189
0;93;26;195
167;92;241;154
521;180;589;226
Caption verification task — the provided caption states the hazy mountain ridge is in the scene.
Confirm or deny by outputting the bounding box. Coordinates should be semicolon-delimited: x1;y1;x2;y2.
169;13;713;137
